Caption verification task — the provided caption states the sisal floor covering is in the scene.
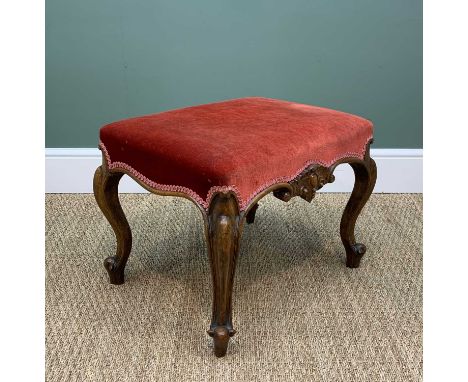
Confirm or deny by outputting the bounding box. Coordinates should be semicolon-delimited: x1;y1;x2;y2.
46;193;422;381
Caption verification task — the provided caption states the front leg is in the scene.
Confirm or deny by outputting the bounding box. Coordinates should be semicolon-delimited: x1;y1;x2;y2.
206;192;242;357
340;149;377;268
93;160;132;284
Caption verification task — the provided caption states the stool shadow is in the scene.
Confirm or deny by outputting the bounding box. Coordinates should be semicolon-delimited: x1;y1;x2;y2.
127;197;338;287
98;195;346;354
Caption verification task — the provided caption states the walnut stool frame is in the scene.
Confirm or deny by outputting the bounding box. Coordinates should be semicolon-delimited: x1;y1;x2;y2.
93;141;377;357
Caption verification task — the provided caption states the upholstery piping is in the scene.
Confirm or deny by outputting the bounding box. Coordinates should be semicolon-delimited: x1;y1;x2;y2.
99;135;373;212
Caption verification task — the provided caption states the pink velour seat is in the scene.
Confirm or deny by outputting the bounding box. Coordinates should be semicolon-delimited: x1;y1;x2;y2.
99;97;373;210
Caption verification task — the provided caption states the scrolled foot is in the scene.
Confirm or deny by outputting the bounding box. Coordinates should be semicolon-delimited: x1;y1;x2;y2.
339;147;377;269
206;192;241;357
345;243;367;268
104;256;125;285
94;160;132;286
208;326;235;357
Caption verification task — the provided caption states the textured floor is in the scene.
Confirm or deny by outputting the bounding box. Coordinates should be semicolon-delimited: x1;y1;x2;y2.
45;193;422;382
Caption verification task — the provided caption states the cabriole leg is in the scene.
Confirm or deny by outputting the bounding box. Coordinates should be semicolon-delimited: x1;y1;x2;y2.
245;202;258;224
93;162;132;284
340;152;377;268
206;192;242;357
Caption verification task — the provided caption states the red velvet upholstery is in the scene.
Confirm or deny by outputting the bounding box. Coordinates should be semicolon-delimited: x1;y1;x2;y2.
100;97;373;210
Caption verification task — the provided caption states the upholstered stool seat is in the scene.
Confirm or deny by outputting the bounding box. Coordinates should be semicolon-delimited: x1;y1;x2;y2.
100;97;373;210
93;97;377;357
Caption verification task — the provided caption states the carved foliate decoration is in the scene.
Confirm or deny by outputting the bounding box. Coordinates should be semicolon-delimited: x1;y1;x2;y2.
273;165;335;203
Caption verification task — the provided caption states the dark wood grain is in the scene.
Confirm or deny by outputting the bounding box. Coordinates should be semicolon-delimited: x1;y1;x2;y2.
340;147;377;268
273;165;336;203
206;191;241;357
93;141;377;357
93;161;132;285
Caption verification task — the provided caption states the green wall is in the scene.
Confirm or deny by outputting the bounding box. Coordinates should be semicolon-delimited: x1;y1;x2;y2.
46;0;422;148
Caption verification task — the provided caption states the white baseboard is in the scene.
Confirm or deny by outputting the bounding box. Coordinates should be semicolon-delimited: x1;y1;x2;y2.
45;148;423;193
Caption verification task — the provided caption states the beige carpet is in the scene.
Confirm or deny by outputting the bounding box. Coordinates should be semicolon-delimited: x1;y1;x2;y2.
46;193;422;382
